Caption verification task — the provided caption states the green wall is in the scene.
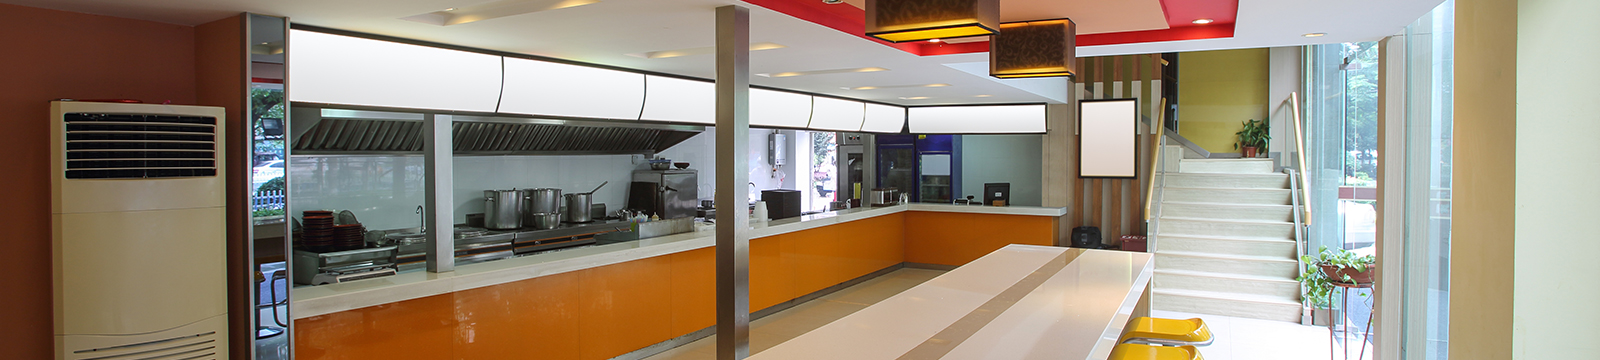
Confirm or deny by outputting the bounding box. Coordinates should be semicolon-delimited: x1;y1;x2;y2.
959;135;1043;206
1177;48;1271;153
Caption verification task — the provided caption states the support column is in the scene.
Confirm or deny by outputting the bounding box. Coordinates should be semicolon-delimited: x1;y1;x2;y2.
714;5;751;360
424;114;455;273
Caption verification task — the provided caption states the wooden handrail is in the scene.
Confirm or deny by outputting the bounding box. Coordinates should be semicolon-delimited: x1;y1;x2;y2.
1289;92;1312;226
1144;98;1167;221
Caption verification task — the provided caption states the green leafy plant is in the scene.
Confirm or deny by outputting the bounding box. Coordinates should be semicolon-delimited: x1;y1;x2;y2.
1234;119;1270;150
253;208;285;218
1295;246;1376;308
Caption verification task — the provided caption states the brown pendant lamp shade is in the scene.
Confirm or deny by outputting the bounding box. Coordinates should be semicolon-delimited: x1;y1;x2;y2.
865;0;1000;43
990;19;1077;79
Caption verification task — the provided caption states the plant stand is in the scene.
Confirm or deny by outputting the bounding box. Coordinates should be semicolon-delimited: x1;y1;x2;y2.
1328;281;1374;360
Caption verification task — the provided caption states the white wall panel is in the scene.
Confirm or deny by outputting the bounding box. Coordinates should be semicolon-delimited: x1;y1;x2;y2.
750;89;812;128
861;103;906;133
907;104;1047;134
288;30;502;112
499;57;645;120
640;75;715;124
807;97;865;131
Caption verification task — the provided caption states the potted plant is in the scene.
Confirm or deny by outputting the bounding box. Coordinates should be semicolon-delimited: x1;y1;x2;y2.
1234;119;1270;158
1295;246;1377;325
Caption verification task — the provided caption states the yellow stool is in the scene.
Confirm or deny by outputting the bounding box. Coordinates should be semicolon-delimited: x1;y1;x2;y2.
1108;343;1203;360
1120;317;1213;346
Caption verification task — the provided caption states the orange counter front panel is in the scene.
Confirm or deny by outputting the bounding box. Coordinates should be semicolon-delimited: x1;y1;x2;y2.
904;211;1057;266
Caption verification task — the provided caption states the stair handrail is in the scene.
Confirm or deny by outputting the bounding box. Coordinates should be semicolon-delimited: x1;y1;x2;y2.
1286;92;1312;226
1145;97;1168;222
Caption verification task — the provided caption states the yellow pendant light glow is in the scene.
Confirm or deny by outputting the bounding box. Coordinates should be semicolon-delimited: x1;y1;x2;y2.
866;0;999;43
990;18;1077;79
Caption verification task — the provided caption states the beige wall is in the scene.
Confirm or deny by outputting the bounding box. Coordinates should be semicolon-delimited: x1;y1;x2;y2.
1513;0;1600;358
1176;49;1270;153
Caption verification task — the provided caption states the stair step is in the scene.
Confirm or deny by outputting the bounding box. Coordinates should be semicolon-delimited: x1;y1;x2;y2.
1179;159;1276;174
1160;187;1292;205
1154;269;1302;299
1157;217;1296;239
1157;234;1300;258
1153;288;1303;323
1154;251;1299;278
1160;202;1295;222
1160;173;1290;189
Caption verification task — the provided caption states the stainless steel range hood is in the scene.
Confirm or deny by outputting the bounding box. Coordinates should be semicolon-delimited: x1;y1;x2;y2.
289;107;704;156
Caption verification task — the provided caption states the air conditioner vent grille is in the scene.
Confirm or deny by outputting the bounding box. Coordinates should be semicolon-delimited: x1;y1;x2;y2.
70;331;218;360
63;113;217;179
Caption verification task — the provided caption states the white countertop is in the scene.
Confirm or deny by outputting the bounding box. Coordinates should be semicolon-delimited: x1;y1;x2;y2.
291;204;1065;319
750;245;1154;360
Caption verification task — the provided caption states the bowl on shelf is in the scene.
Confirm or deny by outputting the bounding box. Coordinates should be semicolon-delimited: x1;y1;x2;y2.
674;162;690;169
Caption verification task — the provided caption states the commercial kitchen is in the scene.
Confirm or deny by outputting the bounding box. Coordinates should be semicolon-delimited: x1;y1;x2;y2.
15;0;1536;360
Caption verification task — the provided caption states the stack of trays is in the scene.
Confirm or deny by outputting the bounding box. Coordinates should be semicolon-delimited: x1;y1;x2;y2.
333;224;366;251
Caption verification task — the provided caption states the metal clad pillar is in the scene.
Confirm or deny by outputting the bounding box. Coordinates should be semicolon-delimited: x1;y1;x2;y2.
424;114;455;273
714;5;752;360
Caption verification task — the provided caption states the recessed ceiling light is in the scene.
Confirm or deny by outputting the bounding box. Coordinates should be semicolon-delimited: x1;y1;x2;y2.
899;96;930;100
627;42;787;59
1192;18;1213;25
974;94;992;97
402;0;599;26
756;67;888;78
928;39;942;43
844;83;950;91
1304;32;1326;37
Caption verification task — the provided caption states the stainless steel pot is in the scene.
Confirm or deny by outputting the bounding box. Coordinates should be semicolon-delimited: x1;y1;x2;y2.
528;212;561;230
522;188;561;226
483;189;524;230
564;193;593;223
563;182;608;223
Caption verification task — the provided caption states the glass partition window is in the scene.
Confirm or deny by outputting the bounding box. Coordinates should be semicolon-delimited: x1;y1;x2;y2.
1402;1;1454;358
251;84;287;219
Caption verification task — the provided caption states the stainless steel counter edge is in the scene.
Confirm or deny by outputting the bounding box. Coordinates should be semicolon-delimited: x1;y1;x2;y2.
291;204;1067;319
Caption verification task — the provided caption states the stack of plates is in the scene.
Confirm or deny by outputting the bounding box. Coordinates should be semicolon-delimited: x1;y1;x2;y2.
298;210;367;252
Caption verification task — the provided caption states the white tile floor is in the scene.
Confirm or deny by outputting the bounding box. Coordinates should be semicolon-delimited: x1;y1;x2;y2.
646;268;1351;360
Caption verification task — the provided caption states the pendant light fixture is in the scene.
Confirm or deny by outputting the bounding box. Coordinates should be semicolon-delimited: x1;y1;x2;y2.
865;0;999;43
989;18;1077;79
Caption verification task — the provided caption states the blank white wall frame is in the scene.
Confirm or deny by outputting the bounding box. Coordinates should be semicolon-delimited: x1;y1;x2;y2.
749;89;812;128
1078;99;1137;178
288;30;502;112
862;103;907;133
907;104;1047;133
499;57;645;120
808;97;865;131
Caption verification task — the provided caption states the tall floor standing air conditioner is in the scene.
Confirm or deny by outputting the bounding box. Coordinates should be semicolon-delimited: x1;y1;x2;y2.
51;101;228;360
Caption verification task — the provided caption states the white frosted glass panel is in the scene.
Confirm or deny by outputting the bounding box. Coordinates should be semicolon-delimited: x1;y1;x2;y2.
288;30;502;112
908;105;1047;134
861;103;906;133
1078;99;1137;178
750;89;812;128
499;57;644;120
921;154;951;176
641;75;715;124
808;97;865;131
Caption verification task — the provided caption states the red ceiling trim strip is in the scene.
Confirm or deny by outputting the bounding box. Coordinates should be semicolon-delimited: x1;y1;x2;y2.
742;0;1238;57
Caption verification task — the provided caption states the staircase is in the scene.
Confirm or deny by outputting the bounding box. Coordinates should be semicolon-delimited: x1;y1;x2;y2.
1151;157;1303;323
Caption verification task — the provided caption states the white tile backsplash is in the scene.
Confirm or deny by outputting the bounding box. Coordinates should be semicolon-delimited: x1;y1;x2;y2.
288;128;803;230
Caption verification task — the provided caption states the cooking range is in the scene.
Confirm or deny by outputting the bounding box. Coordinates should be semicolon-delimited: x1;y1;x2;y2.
295;218;632;285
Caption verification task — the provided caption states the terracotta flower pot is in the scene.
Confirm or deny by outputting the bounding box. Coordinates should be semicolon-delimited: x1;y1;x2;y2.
1319;263;1377;285
1241;146;1260;158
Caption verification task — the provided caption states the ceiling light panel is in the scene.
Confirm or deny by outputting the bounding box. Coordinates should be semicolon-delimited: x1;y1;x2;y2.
865;0;999;43
400;0;599;26
640;75;714;124
499;57;644;120
844;83;949;91
750;89;813;128
861;103;907;133
756;67;888;78
288;30;501;112
808;97;866;131
908;104;1046;133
